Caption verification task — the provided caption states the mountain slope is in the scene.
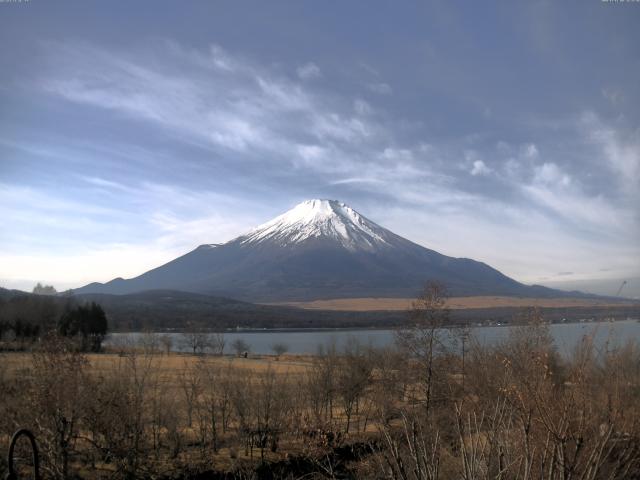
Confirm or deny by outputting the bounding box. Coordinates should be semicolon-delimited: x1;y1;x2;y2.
74;199;573;301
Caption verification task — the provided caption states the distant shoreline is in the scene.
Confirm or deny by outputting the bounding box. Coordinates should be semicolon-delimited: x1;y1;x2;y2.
108;316;639;335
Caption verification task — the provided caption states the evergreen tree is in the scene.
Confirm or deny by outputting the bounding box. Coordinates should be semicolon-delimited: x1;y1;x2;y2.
58;302;108;351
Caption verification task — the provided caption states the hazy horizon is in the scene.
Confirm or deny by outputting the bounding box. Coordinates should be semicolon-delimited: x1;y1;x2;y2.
1;2;639;298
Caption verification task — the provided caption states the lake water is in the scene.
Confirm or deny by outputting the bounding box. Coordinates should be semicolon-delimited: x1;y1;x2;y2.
106;319;640;356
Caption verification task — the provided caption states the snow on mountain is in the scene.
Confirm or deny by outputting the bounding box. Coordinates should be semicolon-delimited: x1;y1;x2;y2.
73;198;575;301
237;199;391;251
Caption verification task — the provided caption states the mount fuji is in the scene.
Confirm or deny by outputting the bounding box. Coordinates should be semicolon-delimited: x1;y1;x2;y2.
74;199;566;301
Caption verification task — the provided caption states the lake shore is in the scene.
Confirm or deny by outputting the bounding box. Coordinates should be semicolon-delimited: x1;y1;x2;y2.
104;318;640;356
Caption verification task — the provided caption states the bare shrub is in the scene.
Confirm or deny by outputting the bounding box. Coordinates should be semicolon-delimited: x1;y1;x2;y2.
195;359;222;454
83;350;157;479
28;335;89;480
336;338;373;433
181;328;211;355
138;330;161;355
178;360;201;428
305;342;339;429
379;411;441;480
232;338;250;357
271;342;289;358
210;332;226;355
251;367;292;460
159;334;173;355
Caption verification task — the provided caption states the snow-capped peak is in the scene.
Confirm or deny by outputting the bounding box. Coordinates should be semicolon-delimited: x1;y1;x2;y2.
238;199;392;250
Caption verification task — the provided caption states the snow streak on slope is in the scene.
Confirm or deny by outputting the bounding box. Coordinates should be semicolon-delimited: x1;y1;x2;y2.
237;199;392;251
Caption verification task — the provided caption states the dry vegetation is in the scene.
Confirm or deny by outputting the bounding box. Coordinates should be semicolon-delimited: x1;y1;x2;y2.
1;286;639;479
270;296;633;312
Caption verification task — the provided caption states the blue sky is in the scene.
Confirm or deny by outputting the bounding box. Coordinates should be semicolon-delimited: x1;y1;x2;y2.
1;1;639;297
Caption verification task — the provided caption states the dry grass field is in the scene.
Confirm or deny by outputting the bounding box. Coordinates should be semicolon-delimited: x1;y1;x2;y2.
1;351;313;377
2;309;639;479
0;350;322;477
268;295;632;311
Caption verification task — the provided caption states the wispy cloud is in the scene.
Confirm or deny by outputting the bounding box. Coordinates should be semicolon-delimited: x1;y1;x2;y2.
81;176;135;193
581;111;640;194
296;62;321;80
1;38;636;289
470;160;491;176
367;82;393;95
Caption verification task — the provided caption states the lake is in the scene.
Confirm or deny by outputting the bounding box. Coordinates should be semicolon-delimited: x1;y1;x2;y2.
106;319;640;356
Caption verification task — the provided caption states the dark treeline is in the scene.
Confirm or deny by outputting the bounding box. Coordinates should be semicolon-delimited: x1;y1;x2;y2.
73;290;640;331
0;284;638;479
2;288;638;333
0;291;107;351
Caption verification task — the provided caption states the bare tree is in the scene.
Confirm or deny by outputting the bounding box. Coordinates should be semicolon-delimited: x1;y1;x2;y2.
138;331;161;354
371;347;407;426
217;361;234;433
228;367;253;456
159;334;173;355
271;342;289;358
232;338;250;357
178;361;201;427
396;281;450;414
229;367;291;461
83;348;157;479
336;338;373;433
195;360;221;453
251;367;292;460
181;328;210;355
305;342;339;428
379;412;441;480
210;332;226;355
29;335;88;480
